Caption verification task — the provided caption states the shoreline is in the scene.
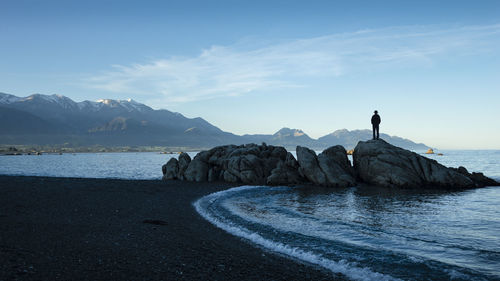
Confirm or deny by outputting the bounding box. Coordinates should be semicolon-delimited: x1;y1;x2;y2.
0;175;340;280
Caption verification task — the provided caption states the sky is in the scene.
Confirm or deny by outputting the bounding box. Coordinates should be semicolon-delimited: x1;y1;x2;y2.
1;0;499;149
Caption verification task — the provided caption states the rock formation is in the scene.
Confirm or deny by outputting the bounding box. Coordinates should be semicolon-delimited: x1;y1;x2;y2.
453;166;499;187
162;143;297;185
184;153;209;182
267;152;305;185
177;152;191;180
296;146;327;185
296;146;356;187
317;146;357;187
162;158;179;180
162;143;356;186
162;140;499;189
353;139;497;189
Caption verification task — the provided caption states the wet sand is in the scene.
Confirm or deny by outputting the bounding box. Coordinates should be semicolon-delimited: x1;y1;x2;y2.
0;176;340;280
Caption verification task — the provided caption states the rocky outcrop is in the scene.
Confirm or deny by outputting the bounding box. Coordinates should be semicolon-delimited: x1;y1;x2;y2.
162;143;351;186
353;139;498;189
162;141;498;189
296;146;356;187
453;166;499;187
163;143;292;185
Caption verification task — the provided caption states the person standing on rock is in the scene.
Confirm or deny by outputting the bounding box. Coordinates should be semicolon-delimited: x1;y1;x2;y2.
371;110;381;140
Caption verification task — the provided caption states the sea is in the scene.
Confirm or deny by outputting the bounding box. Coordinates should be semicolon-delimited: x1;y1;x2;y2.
0;151;197;180
1;150;499;280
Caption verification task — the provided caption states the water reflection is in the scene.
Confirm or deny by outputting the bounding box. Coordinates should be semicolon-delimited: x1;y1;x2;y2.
225;185;500;278
280;184;463;229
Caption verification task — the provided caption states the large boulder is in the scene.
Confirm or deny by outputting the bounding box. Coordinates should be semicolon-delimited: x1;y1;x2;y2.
177;152;191;180
353;139;498;189
228;154;265;184
267;152;305;185
172;143;289;184
225;144;286;184
317;146;356;187
296;145;356;187
296;146;327;184
162;158;179;180
184;157;209;182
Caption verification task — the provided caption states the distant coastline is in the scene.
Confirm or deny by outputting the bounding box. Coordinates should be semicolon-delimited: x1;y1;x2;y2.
0;144;204;155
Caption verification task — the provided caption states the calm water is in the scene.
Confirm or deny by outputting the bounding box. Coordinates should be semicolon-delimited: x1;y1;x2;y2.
1;150;500;280
195;150;500;281
0;152;197;179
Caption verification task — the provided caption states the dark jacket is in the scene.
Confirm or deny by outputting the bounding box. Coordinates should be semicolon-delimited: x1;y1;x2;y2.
371;114;381;125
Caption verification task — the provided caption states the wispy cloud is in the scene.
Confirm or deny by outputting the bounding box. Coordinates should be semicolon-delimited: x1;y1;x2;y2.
84;24;500;104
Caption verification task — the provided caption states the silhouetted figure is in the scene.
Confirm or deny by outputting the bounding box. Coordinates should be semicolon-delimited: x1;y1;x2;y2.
371;110;381;140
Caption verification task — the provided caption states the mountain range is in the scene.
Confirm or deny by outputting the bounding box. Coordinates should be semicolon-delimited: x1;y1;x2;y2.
0;92;429;150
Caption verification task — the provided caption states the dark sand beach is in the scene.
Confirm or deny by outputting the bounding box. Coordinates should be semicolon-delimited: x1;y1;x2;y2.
0;176;339;280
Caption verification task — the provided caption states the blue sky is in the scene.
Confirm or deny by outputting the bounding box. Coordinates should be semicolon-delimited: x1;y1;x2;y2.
1;0;499;149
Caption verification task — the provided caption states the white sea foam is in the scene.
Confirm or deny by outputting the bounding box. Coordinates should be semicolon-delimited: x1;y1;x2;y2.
193;185;399;281
221;195;378;250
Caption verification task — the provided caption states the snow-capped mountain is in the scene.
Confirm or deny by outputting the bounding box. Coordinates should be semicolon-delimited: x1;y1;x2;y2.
0;92;237;146
0;93;152;113
0;92;429;149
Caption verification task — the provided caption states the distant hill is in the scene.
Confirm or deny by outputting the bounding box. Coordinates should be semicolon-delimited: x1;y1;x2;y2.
242;128;317;148
0;106;57;134
317;129;428;150
0;92;429;150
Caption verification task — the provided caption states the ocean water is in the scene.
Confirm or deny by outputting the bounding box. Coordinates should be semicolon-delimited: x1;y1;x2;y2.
0;152;197;179
195;150;500;281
